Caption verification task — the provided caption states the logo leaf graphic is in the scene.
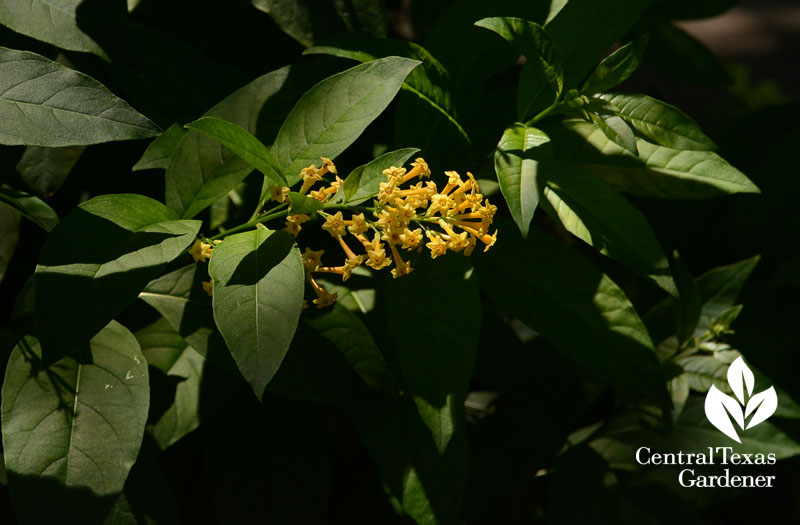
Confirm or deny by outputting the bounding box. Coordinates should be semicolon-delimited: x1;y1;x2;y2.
727;356;754;405
745;386;778;429
705;385;745;443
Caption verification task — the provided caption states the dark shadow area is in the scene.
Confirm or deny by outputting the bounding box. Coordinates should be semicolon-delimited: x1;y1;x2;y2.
34;208;192;364
226;230;297;285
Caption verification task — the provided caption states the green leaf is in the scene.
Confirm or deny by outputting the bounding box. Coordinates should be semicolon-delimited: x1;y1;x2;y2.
347;396;467;525
694;255;760;336
333;147;419;205
540;164;677;295
582;35;648;94
134;318;205;450
588;111;639;156
208;229;304;399
164;63;326;219
287;192;323;215
104;441;180;525
0;47;160;146
386;255;480;453
0;0;109;59
494;124;552;237
477;222;667;401
185;116;286;185
544;0;650;89
34;194;201;364
474;17;562;121
598;93;718;151
16;145;84;196
0;186;58;231
132;124;186;172
304;302;395;394
139;264;238;375
306;34;469;144
550;120;760;198
0;202;20;286
1;322;150;524
272;57;420;184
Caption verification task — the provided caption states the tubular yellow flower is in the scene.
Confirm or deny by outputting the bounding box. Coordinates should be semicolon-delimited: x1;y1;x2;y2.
202;279;213;296
269;184;290;203
319;157;337;176
399;228;423;249
427;193;454;216
189;239;213;262
299;165;322;194
308;189;331;203
440;171;463;195
347;213;369;235
309;275;337;308
388;242;413;278
283;221;302;237
322;211;347;237
302;248;325;272
402;158;431;183
425;231;448;259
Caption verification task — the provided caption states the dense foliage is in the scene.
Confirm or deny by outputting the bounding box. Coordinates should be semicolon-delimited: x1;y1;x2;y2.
0;0;798;523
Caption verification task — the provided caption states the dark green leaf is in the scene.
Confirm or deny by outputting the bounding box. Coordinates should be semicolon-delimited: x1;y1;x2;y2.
347;396;467;525
589;111;639;155
386;255;480;453
544;0;649;88
305;34;469;144
494;124;551;237
165;64;321;219
582;35;648;94
599;93;718;150
333;147;419;205
540;163;677;295
332;0;386;36
477;223;667;401
694;255;760;336
139;264;238;375
208;229;304;399
287;192;323;215
0;47;159;146
474;17;562;120
132;124;186;172
0;186;58;231
551;120;759;198
16;145;84;196
672;250;703;342
0;202;20;286
185;116;285;185
135;318;205;450
0;0;109;58
1;322;149;524
305;302;395;394
104;440;179;525
272;57;420;184
34;194;201;364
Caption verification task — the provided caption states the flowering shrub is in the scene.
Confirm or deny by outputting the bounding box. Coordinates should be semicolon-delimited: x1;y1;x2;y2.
0;1;797;523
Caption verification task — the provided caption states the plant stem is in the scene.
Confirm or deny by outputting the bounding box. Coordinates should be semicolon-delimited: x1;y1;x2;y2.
207;204;289;241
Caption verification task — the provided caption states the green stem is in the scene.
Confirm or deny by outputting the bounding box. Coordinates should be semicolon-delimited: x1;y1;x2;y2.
207;205;289;241
525;99;562;126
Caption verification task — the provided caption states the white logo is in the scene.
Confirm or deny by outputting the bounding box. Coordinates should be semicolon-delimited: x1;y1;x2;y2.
705;357;777;443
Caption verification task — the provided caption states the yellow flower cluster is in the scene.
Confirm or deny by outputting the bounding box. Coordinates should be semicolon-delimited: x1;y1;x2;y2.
188;239;221;296
299;157;497;308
